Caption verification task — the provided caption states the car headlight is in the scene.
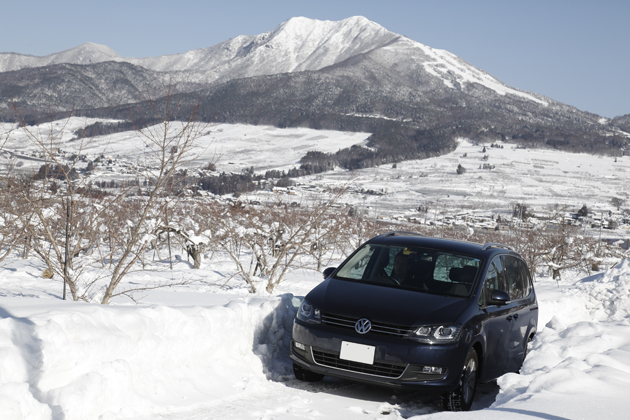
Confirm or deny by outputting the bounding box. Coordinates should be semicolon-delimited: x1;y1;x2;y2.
409;325;462;344
296;299;321;324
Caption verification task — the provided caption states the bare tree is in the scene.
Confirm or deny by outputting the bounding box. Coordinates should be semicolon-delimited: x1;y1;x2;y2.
611;197;626;211
0;121;30;264
207;188;348;293
100;89;210;304
6;110;111;300
5;87;212;303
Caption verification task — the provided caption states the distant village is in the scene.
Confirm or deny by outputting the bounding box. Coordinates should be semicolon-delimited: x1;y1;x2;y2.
4;147;630;247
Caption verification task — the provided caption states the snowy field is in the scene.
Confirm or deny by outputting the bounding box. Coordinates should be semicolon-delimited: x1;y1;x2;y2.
1;254;630;420
2;119;630;419
2;118;629;223
0;118;630;219
0;119;370;174
284;138;630;222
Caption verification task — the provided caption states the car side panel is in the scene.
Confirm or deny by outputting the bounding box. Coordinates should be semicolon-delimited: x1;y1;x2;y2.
478;304;512;381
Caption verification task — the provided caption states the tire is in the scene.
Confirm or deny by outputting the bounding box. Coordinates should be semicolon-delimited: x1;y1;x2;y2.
442;348;478;411
293;362;324;382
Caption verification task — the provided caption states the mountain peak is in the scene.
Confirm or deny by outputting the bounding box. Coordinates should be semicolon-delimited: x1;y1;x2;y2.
0;42;121;72
277;15;379;31
272;15;390;42
66;42;120;56
256;16;398;73
54;42;121;63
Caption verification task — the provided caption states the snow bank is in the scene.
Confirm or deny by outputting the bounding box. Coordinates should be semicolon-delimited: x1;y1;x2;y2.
0;294;299;420
491;260;630;419
3;260;630;420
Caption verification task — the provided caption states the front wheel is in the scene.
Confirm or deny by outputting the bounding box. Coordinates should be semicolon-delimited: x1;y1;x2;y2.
442;348;478;411
293;363;324;382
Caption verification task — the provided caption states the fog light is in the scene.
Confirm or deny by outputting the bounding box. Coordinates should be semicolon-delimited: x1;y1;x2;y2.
294;341;306;351
421;366;444;374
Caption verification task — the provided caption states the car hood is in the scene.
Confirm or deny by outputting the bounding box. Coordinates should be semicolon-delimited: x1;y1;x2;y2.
307;278;470;326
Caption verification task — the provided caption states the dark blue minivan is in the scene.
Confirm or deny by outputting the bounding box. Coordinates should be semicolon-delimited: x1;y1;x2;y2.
291;231;538;411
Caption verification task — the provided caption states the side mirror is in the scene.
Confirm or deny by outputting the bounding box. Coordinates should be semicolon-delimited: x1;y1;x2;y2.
322;267;336;279
488;289;510;306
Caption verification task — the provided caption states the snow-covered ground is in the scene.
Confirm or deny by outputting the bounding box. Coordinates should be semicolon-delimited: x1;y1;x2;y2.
2;119;630;419
0;119;370;175
1;116;628;245
3;118;629;225
1;253;630;420
287;138;630;222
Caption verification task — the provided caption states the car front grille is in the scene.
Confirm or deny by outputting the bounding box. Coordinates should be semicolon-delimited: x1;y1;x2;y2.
312;348;407;378
321;312;413;338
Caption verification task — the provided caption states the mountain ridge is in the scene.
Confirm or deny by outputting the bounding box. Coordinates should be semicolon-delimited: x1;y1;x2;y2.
1;16;628;163
0;16;550;108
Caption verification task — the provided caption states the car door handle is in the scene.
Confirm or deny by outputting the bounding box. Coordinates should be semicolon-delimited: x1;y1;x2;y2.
507;314;519;321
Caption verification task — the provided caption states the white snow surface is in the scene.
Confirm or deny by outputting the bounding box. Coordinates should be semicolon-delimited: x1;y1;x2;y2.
0;118;370;174
2;118;630;418
1;252;630;419
5;120;629;216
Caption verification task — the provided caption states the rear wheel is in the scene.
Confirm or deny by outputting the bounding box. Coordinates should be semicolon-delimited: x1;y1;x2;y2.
293;362;324;382
442;348;478;411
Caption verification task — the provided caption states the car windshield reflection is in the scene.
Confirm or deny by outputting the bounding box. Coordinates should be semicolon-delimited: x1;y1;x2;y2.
334;244;481;297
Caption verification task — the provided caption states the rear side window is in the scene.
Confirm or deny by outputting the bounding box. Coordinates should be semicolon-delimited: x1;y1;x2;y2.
433;254;480;281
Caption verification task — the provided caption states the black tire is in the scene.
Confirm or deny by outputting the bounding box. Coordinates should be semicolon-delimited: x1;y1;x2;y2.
442;348;478;411
293;363;324;382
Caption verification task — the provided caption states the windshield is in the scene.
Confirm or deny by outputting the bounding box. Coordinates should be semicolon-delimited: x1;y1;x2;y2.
335;243;481;297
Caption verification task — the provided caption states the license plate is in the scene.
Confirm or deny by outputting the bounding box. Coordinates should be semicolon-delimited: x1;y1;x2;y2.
339;341;375;365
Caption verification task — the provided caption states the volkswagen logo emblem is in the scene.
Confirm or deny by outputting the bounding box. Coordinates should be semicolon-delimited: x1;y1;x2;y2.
355;318;372;334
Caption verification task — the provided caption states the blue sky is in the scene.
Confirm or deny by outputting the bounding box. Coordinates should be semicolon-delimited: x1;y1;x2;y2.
2;0;628;118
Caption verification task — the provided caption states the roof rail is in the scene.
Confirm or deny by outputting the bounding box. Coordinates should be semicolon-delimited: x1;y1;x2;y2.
382;231;425;238
481;242;514;251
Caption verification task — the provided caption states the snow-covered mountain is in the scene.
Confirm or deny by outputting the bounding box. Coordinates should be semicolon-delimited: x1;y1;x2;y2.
0;16;545;106
1;16;628;160
0;42;121;72
132;17;399;74
1;17;398;74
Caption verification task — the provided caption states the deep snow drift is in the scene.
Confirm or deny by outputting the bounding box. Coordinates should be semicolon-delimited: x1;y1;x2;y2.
1;256;630;420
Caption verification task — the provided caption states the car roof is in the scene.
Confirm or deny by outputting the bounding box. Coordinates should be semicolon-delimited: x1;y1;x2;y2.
367;231;519;260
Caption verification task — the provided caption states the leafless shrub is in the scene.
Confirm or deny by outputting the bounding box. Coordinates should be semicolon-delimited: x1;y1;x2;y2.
203;189;352;293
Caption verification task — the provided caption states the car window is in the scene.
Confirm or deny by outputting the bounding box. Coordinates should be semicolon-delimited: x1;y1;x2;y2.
503;256;534;300
484;256;506;296
434;254;480;281
382;246;401;277
506;258;521;298
335;244;376;280
520;259;533;297
478;285;485;307
334;243;481;297
504;256;525;300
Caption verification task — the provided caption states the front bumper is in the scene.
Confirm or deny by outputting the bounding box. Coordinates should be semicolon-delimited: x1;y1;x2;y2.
291;319;468;391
